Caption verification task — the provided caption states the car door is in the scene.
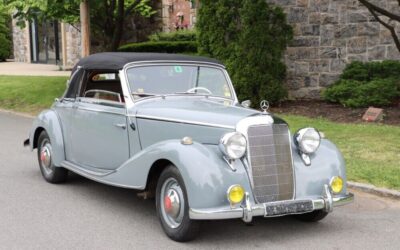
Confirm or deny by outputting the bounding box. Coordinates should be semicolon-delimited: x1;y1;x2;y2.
67;71;129;170
68;98;129;170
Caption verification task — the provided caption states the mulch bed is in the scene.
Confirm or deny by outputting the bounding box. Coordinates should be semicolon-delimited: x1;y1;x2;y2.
270;100;400;126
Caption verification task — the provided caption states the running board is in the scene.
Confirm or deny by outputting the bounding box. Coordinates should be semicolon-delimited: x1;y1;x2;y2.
60;161;143;190
61;161;115;177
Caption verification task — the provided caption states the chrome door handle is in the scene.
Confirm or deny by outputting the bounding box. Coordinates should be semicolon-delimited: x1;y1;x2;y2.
114;123;127;130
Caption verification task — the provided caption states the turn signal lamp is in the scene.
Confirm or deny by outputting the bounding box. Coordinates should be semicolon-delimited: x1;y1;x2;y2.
330;176;344;194
227;185;245;205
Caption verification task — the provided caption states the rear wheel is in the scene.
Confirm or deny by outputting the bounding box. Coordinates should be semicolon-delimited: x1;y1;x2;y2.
156;165;200;242
37;131;68;183
294;210;328;222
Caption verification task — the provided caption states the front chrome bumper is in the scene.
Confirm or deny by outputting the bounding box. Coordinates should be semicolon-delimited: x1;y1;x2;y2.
189;185;354;222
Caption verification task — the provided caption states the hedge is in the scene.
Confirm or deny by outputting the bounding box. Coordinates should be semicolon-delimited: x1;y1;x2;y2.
118;41;198;54
323;61;400;108
148;30;196;42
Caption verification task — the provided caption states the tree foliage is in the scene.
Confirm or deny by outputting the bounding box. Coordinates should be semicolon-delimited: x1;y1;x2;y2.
4;0;156;51
197;0;293;105
0;2;11;61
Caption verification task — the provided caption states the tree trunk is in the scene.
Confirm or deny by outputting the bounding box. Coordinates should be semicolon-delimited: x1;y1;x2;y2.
111;0;125;51
80;0;91;57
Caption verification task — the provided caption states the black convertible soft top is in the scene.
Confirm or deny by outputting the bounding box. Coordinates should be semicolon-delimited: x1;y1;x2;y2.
72;52;223;74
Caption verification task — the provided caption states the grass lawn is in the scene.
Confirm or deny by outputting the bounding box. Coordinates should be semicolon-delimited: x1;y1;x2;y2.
283;115;400;191
0;75;399;190
0;75;67;114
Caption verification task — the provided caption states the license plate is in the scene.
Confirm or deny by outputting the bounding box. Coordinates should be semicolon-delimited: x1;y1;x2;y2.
264;200;314;217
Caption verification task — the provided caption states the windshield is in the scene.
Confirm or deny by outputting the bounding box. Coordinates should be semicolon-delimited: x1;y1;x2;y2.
126;65;233;99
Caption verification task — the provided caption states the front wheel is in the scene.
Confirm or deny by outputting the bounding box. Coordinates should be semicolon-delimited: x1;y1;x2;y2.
294;210;328;222
156;165;200;242
37;131;68;183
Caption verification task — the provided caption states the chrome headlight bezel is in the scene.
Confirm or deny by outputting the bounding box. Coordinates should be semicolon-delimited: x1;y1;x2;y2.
219;132;247;159
294;127;321;154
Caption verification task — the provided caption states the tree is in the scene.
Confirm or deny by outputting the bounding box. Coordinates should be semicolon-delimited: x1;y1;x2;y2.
5;0;155;51
359;0;400;52
197;0;293;104
0;2;11;61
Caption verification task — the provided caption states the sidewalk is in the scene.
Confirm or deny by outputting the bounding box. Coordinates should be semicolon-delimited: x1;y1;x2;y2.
0;61;71;77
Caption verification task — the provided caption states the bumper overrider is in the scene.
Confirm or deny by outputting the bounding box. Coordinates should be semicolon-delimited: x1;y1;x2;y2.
189;185;354;222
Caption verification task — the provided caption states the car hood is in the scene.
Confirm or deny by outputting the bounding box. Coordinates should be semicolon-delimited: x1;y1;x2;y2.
135;97;260;128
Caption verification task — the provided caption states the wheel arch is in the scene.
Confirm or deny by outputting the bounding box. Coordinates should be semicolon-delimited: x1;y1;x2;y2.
145;159;174;194
32;127;46;149
29;109;66;166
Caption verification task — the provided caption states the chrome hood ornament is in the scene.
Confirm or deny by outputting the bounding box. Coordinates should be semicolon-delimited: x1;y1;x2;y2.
260;100;269;113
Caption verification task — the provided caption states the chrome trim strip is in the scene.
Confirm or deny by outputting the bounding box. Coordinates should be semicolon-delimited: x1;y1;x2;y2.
135;114;236;130
61;161;144;190
189;192;354;221
76;106;126;116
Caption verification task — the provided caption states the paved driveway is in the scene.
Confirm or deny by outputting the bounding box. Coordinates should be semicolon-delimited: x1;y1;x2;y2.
0;62;70;76
0;111;399;249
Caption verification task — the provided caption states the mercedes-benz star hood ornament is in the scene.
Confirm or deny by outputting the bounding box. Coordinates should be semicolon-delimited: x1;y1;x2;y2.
260;100;269;113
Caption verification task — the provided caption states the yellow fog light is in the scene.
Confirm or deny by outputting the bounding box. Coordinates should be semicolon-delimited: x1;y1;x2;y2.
227;185;245;205
330;176;344;194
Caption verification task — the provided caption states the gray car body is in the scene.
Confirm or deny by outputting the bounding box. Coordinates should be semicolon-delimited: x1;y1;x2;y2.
27;60;348;214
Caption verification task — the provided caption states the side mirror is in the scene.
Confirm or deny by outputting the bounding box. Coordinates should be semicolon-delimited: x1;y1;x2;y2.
241;100;251;108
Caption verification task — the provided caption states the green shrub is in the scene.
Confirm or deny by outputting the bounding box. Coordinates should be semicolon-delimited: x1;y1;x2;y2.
0;9;11;61
118;41;198;54
197;0;293;105
340;60;400;81
324;61;400;108
148;30;196;42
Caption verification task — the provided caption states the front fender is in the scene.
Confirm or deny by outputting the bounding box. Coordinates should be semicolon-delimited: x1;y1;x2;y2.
103;140;253;209
29;109;65;166
293;139;348;199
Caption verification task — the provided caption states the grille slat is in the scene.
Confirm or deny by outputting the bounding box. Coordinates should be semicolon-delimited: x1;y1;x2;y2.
247;124;294;203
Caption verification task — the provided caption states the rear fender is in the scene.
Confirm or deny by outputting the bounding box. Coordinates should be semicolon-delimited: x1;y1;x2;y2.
29;109;65;166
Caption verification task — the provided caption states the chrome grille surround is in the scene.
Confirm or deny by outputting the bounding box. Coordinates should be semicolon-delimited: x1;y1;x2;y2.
237;115;295;204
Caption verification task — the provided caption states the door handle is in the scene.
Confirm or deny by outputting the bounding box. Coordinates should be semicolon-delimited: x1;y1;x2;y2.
114;123;127;130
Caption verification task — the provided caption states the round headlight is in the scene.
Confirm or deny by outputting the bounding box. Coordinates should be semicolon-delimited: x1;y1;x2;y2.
227;185;245;205
295;127;321;154
219;132;247;159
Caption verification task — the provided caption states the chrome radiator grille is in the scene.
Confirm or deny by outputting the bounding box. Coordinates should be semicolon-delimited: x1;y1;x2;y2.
247;124;294;203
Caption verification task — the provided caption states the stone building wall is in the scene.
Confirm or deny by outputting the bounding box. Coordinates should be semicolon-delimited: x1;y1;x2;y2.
268;0;400;98
12;20;30;63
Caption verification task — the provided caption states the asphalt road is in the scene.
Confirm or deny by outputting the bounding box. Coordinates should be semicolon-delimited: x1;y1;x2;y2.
1;111;399;250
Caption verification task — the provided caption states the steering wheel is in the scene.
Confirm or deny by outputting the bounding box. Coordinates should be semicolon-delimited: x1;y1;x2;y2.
186;87;212;95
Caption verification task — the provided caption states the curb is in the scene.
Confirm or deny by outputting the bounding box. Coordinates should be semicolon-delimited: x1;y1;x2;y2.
348;181;400;200
0;109;35;119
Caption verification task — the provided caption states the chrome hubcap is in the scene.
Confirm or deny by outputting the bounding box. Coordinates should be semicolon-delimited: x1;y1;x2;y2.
160;178;185;228
40;141;53;175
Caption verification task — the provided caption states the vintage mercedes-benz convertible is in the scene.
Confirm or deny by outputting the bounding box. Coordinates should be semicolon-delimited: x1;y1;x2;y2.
25;53;354;241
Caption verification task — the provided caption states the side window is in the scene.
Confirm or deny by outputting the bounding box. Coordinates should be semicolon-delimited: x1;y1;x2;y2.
79;71;125;106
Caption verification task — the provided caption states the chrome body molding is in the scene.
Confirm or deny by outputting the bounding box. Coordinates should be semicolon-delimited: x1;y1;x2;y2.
189;186;354;221
135;114;236;130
